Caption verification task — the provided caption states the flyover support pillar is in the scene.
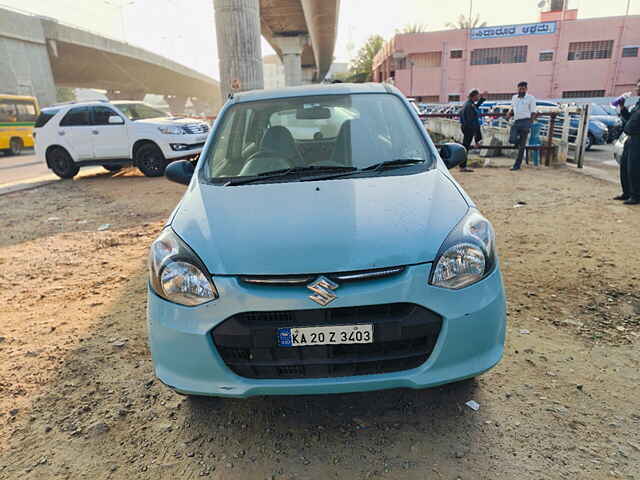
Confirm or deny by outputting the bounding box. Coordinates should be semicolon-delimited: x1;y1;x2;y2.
213;0;264;99
302;66;315;84
272;36;308;87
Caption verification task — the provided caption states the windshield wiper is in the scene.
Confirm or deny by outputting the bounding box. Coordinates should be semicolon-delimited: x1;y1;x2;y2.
300;159;425;182
224;165;357;186
361;158;425;172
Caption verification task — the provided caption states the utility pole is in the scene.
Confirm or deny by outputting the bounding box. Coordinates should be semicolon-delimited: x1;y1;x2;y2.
213;0;264;99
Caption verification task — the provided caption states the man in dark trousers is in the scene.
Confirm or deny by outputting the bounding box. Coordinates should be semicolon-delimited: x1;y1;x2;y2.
508;81;537;171
459;89;488;173
614;79;640;205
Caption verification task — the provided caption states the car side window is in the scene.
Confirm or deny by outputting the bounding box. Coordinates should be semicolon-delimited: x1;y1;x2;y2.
60;107;91;127
92;106;122;126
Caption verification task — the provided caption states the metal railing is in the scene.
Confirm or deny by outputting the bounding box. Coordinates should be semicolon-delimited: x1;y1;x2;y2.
423;105;591;168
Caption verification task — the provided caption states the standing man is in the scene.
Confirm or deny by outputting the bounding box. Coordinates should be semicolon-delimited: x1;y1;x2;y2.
615;79;640;205
459;89;488;173
508;81;537;171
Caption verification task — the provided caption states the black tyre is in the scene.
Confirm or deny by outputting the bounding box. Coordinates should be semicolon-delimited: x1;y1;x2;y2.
586;133;594;151
9;138;23;156
48;147;79;179
135;143;167;177
103;164;123;172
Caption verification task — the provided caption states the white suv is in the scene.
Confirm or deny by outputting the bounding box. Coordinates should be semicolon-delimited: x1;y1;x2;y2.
33;100;210;178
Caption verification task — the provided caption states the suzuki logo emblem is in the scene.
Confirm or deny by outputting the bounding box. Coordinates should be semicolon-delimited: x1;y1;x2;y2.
307;276;339;306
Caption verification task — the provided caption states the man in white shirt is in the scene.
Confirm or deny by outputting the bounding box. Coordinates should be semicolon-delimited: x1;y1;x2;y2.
508;81;537;171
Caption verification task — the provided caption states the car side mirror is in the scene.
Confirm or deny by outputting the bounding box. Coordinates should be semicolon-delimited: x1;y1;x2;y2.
165;160;194;185
108;115;124;125
439;142;467;169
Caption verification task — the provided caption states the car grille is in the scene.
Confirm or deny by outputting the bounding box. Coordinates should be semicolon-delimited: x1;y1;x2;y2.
211;303;442;379
239;266;406;286
183;123;209;134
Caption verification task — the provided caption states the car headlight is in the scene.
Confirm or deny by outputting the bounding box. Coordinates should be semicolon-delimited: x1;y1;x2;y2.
149;227;218;306
430;209;496;289
593;121;607;132
158;125;185;135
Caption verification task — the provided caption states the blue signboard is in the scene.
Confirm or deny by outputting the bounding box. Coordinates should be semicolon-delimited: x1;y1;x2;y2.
471;21;557;40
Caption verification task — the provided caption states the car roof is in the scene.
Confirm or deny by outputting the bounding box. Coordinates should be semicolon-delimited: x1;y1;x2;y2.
232;83;392;104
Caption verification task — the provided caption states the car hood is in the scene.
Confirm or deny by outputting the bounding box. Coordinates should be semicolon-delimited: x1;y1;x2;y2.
171;170;469;275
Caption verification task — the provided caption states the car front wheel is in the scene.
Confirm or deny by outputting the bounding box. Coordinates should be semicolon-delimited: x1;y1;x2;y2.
136;143;167;177
586;133;594;151
48;148;79;179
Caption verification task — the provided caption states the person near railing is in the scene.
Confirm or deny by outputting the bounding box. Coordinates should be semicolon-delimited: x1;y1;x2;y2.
458;89;488;173
507;81;537;171
613;79;640;205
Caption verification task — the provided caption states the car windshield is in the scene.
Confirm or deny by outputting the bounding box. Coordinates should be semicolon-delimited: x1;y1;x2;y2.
116;103;167;120
203;93;432;181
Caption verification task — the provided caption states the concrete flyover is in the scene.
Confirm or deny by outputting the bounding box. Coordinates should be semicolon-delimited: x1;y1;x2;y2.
214;0;340;98
0;6;221;111
260;0;340;85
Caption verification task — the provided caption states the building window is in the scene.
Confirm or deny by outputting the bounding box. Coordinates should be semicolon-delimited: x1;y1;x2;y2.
562;90;606;98
408;52;442;68
568;40;614;61
539;51;554;62
470;46;528;65
448;95;461;102
622;46;639;58
421;96;440;103
450;49;463;59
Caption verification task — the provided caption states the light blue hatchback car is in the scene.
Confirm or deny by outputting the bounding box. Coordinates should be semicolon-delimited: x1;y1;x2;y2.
147;83;506;398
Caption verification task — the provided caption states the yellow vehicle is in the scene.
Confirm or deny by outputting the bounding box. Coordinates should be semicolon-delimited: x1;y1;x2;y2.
0;94;39;156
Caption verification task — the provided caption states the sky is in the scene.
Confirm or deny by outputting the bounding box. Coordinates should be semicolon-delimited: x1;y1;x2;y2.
1;0;638;79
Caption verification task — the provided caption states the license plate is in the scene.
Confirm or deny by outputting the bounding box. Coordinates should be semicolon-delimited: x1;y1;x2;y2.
277;324;373;347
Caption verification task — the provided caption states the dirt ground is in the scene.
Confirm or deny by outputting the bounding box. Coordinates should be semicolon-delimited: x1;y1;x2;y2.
0;165;639;480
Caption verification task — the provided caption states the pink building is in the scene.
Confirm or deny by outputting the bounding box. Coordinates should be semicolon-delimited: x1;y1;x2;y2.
372;7;640;102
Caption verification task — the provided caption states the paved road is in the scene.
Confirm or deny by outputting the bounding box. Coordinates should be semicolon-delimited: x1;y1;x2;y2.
583;142;618;168
0;151;53;186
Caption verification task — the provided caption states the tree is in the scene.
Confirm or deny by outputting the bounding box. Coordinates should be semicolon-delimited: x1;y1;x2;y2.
396;23;428;34
56;87;76;103
347;35;385;83
445;14;487;29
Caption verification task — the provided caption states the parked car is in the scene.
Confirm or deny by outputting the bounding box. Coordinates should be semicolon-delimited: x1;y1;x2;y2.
33;100;210;179
589;103;623;142
147;83;507;398
613;133;627;165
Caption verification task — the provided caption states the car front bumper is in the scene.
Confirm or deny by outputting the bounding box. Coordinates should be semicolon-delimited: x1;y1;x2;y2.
158;133;207;160
147;263;507;398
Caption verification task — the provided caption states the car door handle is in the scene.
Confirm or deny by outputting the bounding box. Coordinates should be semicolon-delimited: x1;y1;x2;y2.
58;131;65;136
92;130;100;135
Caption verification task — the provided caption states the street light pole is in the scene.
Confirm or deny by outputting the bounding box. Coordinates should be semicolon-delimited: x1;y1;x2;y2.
104;0;134;42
